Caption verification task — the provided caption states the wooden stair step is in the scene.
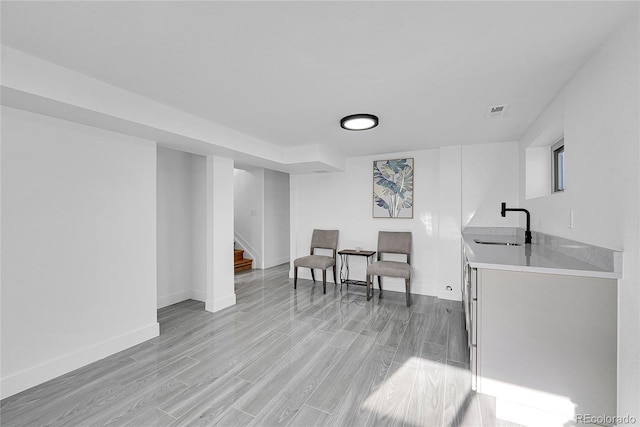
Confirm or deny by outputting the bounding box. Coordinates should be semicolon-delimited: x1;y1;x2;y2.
234;257;253;273
235;258;253;267
234;249;245;262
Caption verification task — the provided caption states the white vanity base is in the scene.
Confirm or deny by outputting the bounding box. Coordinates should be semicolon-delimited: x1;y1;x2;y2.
476;269;617;427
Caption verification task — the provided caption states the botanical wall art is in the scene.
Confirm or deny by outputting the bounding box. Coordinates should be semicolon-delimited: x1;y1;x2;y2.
373;158;414;218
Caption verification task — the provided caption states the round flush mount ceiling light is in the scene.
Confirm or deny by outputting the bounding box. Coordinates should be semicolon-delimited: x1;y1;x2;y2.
340;114;379;131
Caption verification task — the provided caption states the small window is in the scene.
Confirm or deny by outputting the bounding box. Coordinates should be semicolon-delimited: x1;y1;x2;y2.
552;138;565;193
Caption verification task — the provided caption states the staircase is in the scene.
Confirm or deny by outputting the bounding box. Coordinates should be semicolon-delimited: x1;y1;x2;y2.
234;249;253;273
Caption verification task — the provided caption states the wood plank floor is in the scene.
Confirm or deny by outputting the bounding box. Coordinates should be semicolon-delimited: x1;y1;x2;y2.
1;264;521;426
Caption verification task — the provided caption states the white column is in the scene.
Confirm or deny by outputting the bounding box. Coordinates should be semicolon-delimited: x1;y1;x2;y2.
438;145;462;300
289;174;299;278
205;156;236;313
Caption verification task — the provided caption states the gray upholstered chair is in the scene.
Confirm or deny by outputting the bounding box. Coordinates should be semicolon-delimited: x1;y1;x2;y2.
366;231;412;307
294;229;339;294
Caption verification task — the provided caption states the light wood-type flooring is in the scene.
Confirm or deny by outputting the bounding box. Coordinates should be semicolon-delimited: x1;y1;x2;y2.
1;264;521;426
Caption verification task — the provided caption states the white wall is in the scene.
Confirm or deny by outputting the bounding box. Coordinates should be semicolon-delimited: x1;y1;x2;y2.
233;168;264;267
191;156;207;300
157;148;192;307
439;147;462;296
525;146;552;200
264;169;290;268
234;167;290;269
292;150;439;296
291;142;519;299
156;147;206;308
462;141;521;228
1;107;159;398
519;13;639;418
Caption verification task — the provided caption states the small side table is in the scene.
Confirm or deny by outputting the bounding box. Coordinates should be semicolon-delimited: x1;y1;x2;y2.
338;249;376;291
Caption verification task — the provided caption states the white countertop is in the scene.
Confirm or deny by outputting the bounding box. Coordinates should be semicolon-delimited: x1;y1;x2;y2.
463;233;622;279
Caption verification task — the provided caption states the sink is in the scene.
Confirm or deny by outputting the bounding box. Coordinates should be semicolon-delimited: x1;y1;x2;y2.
474;239;522;246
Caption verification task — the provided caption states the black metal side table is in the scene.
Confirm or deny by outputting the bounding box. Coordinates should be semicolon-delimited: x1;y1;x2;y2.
338;249;376;291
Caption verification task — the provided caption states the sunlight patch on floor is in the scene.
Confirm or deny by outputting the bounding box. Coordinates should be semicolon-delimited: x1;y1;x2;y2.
360;356;451;426
483;378;576;427
361;357;419;424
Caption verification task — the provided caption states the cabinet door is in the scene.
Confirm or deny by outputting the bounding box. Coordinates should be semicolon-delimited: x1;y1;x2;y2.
463;281;470;333
470;298;477;347
469;267;478;391
470;267;477;299
470;345;477;391
477;269;617;422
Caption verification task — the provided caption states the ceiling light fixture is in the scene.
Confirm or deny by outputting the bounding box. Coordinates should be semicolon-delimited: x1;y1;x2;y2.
340;114;379;131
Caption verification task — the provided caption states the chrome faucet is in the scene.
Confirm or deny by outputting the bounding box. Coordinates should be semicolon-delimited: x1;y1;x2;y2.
501;202;532;244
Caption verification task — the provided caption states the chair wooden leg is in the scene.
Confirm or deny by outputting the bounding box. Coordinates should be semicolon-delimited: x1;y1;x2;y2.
366;275;371;301
333;265;337;285
294;267;298;289
310;269;316;283
378;276;383;299
322;269;327;294
405;278;411;307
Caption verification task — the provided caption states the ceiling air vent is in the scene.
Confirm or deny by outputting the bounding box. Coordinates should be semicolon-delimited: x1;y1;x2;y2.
312;169;330;174
486;104;508;118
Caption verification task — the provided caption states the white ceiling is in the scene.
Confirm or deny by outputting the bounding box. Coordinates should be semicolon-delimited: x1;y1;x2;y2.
0;1;635;159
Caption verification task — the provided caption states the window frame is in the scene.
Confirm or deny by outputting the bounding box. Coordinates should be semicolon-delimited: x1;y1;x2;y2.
551;138;565;193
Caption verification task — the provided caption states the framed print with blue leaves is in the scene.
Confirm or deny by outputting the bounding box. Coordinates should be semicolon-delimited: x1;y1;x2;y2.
373;158;414;218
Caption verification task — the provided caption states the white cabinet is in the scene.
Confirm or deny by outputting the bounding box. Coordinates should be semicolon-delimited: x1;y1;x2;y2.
463;254;479;391
464;264;617;426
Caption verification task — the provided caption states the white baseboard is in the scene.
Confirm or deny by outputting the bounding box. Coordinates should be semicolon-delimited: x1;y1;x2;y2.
264;257;290;269
437;291;463;301
0;322;159;399
157;289;193;308
206;293;236;313
157;289;207;308
290;269;441;298
191;289;206;302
